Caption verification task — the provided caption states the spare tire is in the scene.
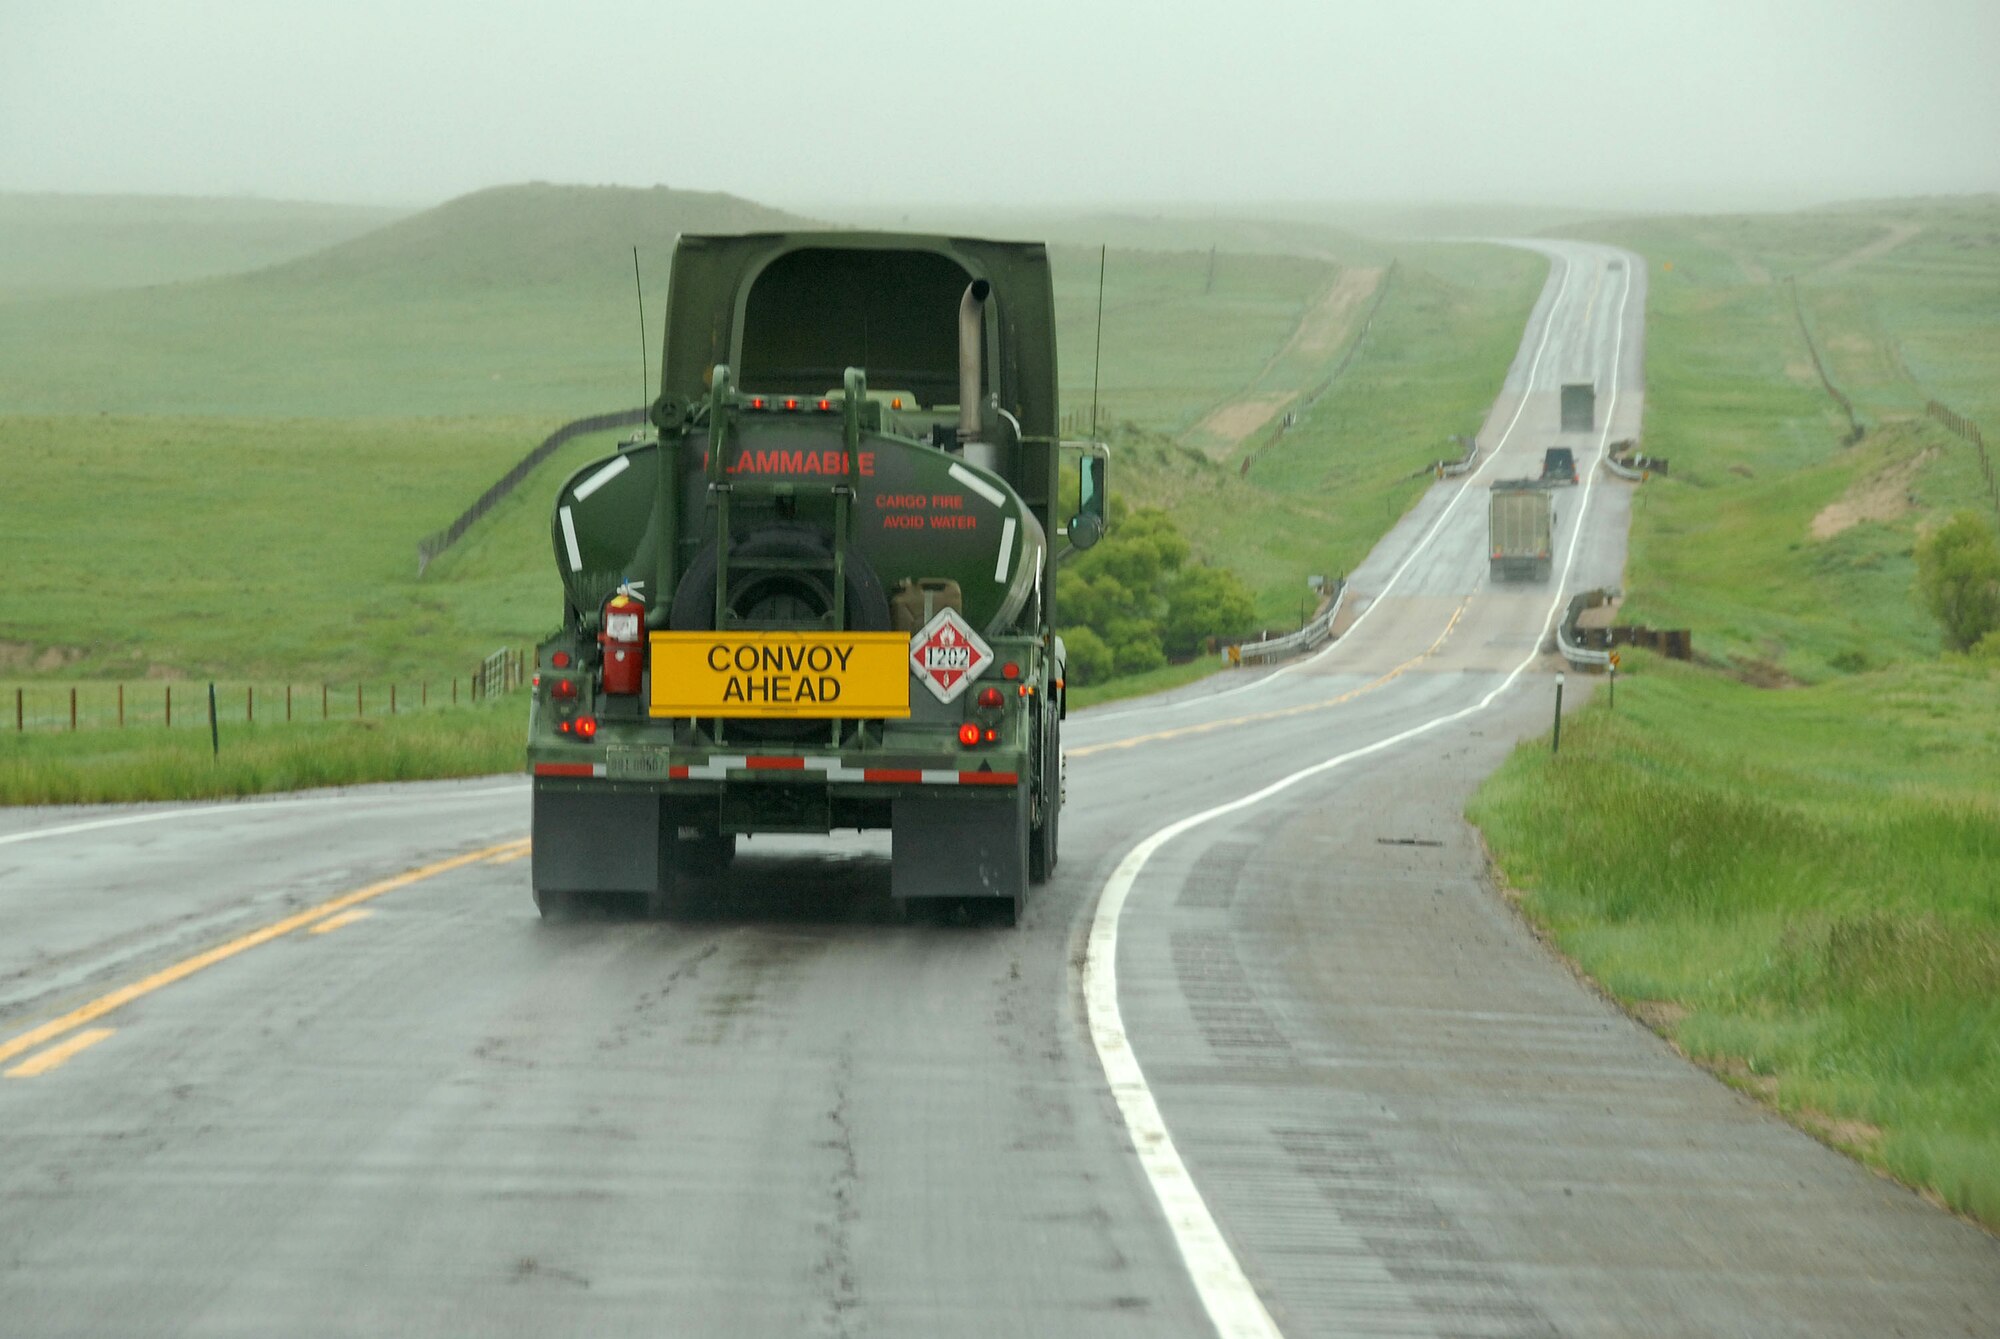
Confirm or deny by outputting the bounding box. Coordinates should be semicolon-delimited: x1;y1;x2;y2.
671;524;892;634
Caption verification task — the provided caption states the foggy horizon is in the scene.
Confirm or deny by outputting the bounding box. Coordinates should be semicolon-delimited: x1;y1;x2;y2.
5;0;1999;218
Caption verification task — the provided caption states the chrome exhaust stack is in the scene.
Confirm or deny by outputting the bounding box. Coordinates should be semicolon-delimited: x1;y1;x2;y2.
957;279;996;471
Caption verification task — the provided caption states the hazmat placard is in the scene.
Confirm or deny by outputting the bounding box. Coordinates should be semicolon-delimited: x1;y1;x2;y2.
909;607;993;704
649;632;912;718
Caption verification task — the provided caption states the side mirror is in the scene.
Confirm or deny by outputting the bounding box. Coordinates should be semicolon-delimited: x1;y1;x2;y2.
1064;442;1110;551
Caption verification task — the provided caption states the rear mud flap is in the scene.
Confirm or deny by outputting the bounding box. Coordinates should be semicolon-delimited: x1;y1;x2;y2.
892;789;1027;903
532;785;662;894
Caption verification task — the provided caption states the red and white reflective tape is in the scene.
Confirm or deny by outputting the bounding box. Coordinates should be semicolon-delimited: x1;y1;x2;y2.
537;756;1015;786
670;755;1015;786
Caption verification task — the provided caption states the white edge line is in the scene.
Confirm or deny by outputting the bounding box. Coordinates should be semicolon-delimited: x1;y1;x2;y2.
1082;245;1576;728
994;516;1018;583
571;454;630;501
1082;247;1633;1337
559;506;583;573
948;462;1007;508
0;783;527;850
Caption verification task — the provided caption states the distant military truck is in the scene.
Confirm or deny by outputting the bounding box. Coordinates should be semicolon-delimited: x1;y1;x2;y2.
1488;481;1554;582
1560;382;1595;433
1541;446;1578;485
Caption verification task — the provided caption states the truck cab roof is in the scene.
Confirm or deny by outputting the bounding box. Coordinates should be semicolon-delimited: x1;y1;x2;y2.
657;232;1058;440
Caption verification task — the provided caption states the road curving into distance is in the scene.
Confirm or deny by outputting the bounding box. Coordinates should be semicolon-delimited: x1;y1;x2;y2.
2;241;1995;1337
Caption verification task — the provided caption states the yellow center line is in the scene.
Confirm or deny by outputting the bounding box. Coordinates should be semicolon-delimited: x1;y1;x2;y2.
0;837;529;1067
307;908;375;936
5;1027;115;1079
485;846;532;866
1071;599;1470;758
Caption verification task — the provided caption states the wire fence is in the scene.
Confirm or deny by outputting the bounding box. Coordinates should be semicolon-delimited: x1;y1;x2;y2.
6;650;528;734
416;408;648;575
1785;278;1865;445
1925;400;2000;523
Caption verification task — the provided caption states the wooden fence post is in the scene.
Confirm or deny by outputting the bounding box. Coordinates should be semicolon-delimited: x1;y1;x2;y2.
118;683;124;727
71;687;77;731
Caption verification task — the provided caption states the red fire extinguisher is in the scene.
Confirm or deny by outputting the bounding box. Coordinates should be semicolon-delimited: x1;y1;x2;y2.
599;584;646;696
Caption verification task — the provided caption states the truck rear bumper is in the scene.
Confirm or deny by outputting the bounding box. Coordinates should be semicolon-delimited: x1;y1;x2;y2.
531;752;1017;789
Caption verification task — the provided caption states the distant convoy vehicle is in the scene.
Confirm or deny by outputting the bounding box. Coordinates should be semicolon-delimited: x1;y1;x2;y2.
527;232;1109;924
1541;446;1579;485
1489;480;1555;582
1560;381;1596;433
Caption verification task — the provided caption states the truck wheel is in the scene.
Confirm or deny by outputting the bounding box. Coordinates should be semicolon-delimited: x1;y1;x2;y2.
1029;797;1058;884
670;526;892;633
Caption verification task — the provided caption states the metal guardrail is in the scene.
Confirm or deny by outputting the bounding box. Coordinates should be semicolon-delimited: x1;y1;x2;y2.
1437;433;1481;478
417;408;650;575
1556;589;1615;669
1604;438;1668;482
1233;578;1348;665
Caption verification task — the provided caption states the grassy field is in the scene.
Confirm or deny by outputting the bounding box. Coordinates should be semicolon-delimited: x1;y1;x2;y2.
0;192;407;302
1472;199;2000;1227
1096;243;1545;628
0;699;524;805
0;416;630;682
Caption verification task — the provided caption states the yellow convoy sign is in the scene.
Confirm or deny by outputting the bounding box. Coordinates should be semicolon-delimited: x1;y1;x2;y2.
649;632;912;719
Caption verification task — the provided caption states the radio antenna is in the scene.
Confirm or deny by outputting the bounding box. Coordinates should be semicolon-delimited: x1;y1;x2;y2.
1089;243;1107;440
632;246;650;419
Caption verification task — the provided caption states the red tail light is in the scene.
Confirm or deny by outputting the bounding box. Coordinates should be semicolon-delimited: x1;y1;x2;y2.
957;722;981;747
575;716;598;740
977;686;1003;708
1001;661;1019;680
551;650;571;668
552;678;577;700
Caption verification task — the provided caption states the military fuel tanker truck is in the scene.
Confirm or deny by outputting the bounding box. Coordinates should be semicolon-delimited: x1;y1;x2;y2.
527;233;1108;923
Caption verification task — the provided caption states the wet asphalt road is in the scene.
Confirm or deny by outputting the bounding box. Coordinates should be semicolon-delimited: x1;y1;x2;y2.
2;242;1995;1337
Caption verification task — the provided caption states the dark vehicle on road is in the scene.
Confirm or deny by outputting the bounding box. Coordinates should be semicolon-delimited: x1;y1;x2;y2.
1541;446;1579;485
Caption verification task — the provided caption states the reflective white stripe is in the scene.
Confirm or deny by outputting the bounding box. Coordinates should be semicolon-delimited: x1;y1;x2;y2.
994;517;1017;583
572;455;630;501
920;769;959;785
823;765;867;782
559;506;583;573
681;754;745;780
948;463;1007;508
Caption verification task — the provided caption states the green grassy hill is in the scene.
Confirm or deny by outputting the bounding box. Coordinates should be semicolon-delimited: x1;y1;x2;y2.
0;184;815;418
0;193;408;302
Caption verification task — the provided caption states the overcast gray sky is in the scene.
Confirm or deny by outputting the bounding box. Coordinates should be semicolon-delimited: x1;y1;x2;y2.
3;0;1996;212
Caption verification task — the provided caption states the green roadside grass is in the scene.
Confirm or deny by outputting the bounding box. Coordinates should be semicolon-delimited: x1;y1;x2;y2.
0;415;629;682
1130;244;1547;626
1474;200;2000;1229
0;699;526;805
1470;655;2000;1226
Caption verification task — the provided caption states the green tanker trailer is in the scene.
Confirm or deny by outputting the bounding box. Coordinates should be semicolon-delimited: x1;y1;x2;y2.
527;232;1108;923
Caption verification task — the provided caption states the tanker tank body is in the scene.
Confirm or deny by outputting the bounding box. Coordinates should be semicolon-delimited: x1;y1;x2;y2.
526;232;1109;924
